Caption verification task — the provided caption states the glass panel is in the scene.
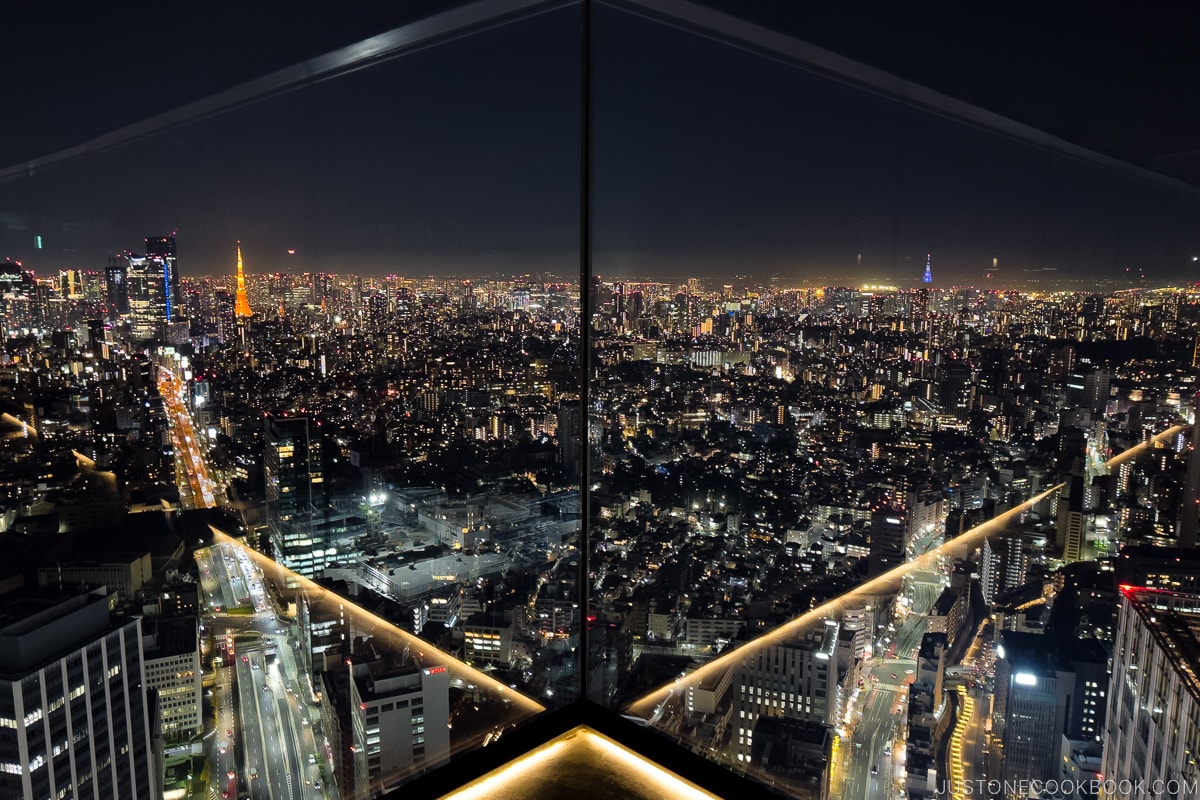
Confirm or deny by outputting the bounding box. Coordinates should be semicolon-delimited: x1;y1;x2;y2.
0;3;580;798
590;2;1200;798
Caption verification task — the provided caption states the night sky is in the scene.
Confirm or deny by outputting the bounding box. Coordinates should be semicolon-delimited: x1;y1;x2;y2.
2;1;1198;285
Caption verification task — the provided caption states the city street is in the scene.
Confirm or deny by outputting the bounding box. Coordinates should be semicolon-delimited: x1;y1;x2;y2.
158;365;219;509
200;543;331;799
836;564;946;800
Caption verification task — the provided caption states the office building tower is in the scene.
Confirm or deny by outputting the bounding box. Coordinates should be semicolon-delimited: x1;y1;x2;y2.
733;622;838;763
868;499;906;576
1179;393;1200;549
557;401;581;480
1056;475;1086;562
0;262;40;332
981;537;1001;604
212;289;235;343
937;360;974;421
120;234;182;340
1059;639;1108;744
144;235;179;323
125;253;160;339
926;587;967;646
86;318;106;357
1115;544;1200;591
265;414;328;576
993;631;1069;794
339;659;451;799
105;253;130;315
142;616;202;740
0;586;156;800
1102;586;1200;798
981;534;1029;604
905;488;946;548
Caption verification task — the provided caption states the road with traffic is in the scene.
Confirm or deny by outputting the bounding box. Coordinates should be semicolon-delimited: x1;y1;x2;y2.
157;366;219;509
199;544;332;799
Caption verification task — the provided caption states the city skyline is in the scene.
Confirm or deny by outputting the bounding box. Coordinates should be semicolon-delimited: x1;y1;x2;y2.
7;243;1200;798
5;3;1200;799
2;5;1198;284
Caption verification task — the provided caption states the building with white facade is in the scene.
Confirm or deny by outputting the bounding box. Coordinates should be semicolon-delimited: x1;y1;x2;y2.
0;586;156;800
1101;586;1200;800
343;659;451;799
142;616;202;740
733;621;838;763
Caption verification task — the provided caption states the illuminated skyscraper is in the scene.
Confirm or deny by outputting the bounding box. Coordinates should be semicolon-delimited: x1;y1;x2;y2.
105;253;130;314
993;631;1069;793
868;498;907;576
144;235;179;322
0;586;157;800
1103;587;1200;798
125;252;159;339
338;660;451;798
1180;392;1200;549
264;414;328;575
123;235;179;340
732;623;838;764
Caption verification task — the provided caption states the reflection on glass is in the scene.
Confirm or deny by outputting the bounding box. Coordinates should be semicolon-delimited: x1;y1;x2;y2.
202;532;544;796
0;3;580;799
589;2;1200;799
3;1;1200;799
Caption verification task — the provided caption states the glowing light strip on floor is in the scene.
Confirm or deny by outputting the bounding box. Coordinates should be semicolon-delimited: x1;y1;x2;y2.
439;726;722;800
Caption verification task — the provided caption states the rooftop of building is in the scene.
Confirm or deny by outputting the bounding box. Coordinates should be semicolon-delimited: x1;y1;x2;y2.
142;615;198;659
0;585;135;677
1118;586;1200;705
0;584;109;635
932;587;959;615
919;632;948;660
997;630;1056;678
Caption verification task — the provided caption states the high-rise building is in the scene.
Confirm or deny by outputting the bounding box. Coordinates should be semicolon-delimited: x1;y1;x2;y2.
993;631;1069;794
0;586;156;800
105;254;130;315
1084;368;1111;413
121;234;182;340
1179;393;1200;549
937;359;974;421
1056;475;1086;562
144;235;179;323
1115;544;1200;591
1102;586;1200;799
338;659;451;800
125;253;158;339
868;499;906;576
905;488;946;547
732;622;838;763
981;534;1029;604
141;616;202;741
1059;639;1108;744
557;401;581;480
265;414;328;575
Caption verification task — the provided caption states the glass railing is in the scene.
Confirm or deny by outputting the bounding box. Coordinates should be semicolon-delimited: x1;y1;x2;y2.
0;3;581;799
588;2;1200;799
2;2;1200;800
